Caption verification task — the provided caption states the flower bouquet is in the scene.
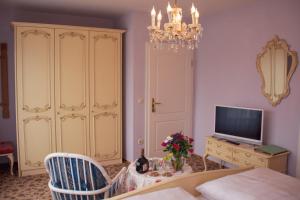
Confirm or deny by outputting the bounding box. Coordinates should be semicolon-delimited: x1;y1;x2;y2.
161;132;194;171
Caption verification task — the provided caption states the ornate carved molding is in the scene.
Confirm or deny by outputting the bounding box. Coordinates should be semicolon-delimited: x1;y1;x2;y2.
60;114;86;121
95;151;118;160
23;115;52;168
94;102;117;110
25;160;42;167
94;34;118;42
94;112;117;119
23;104;51;113
59;32;86;40
21;30;51;38
60;103;85;111
23;116;51;124
21;29;52;115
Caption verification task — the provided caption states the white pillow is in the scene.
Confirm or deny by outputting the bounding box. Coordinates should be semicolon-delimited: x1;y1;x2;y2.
124;187;198;200
196;168;300;200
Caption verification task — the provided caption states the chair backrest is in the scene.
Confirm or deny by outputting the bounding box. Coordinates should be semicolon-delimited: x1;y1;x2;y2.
44;153;112;200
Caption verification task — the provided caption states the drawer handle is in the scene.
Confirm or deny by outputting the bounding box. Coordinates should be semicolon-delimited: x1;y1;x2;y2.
244;161;251;165
245;153;251;157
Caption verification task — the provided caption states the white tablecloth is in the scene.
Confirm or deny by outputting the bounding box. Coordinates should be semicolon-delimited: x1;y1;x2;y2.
126;159;193;190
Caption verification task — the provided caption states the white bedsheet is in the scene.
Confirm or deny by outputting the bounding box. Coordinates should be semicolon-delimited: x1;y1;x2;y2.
124;187;198;200
196;168;300;200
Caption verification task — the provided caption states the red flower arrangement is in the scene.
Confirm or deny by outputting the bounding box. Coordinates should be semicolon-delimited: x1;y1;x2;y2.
161;132;194;171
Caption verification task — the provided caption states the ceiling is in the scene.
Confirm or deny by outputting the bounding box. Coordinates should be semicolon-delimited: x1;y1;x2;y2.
2;0;256;18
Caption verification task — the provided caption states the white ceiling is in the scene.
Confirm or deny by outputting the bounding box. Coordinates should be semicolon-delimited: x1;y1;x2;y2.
2;0;257;18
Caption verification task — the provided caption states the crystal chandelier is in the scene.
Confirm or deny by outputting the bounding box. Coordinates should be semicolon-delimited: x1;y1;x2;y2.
148;0;203;50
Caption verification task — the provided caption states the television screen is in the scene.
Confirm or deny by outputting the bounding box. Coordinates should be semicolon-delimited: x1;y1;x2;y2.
215;106;263;144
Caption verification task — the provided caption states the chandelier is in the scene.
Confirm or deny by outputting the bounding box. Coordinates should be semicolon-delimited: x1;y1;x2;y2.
148;0;203;50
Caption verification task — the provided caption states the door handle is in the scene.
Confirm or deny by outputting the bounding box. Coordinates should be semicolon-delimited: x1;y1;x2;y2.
152;98;162;113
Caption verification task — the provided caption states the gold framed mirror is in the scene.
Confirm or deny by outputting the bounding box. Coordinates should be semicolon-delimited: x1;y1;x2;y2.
257;36;298;106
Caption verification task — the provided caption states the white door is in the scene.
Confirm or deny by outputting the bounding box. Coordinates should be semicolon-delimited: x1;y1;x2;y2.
145;44;194;157
55;29;90;155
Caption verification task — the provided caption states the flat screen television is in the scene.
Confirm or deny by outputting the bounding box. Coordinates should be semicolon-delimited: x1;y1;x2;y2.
214;105;264;145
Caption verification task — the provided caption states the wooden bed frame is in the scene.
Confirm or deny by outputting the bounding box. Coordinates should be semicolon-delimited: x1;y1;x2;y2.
110;167;252;199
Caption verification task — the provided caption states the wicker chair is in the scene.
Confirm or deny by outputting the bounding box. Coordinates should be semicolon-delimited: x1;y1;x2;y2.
44;153;126;200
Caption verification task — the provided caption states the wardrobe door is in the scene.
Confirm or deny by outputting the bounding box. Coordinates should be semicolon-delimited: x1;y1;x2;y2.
16;26;55;174
89;31;122;164
55;29;90;155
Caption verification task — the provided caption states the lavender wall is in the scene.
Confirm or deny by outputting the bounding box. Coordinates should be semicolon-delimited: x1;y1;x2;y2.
194;0;300;175
1;0;299;175
117;12;148;161
0;5;115;162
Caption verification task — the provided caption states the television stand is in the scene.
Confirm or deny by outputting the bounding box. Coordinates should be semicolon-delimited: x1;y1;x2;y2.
225;140;240;145
203;136;289;173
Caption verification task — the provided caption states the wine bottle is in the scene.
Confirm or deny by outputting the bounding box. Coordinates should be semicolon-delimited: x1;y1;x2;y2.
136;149;149;174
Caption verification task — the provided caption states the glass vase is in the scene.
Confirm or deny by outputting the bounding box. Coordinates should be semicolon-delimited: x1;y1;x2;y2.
172;156;185;171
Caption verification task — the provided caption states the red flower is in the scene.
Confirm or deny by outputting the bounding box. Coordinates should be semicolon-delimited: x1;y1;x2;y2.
188;149;194;154
173;143;180;151
189;138;194;143
161;142;167;147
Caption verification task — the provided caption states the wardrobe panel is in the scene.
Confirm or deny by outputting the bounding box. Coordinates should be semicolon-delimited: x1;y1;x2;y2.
89;31;122;163
93;113;120;161
58;115;88;155
15;26;55;175
55;29;90;156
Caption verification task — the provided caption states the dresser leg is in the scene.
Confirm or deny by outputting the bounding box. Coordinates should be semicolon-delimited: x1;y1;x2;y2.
7;153;14;175
219;160;223;169
203;154;208;171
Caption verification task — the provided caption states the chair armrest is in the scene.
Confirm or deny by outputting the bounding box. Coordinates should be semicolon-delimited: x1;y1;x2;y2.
48;180;110;196
111;167;127;184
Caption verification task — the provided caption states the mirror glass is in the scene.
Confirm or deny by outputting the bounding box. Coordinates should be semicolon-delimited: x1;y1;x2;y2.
257;36;298;106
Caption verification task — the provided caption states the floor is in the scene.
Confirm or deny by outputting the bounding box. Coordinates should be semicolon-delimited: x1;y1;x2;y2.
0;155;219;200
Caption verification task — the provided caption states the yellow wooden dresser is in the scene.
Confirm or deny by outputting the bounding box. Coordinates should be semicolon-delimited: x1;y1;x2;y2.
203;136;289;173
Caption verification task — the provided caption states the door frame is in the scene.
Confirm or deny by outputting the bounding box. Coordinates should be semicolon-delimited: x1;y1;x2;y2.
145;42;151;157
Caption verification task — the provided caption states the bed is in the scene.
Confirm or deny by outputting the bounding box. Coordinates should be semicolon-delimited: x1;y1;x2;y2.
109;167;300;200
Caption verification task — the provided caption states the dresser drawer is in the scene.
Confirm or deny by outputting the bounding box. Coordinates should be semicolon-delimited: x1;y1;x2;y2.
207;147;233;162
206;140;233;161
233;149;268;167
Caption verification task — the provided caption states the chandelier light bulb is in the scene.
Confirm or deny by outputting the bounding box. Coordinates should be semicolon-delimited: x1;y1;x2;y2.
191;3;196;24
157;11;162;29
191;3;196;14
167;2;172;12
195;9;199;24
151;7;156;27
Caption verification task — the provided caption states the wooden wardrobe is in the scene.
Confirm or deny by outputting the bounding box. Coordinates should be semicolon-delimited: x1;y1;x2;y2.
13;22;124;176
